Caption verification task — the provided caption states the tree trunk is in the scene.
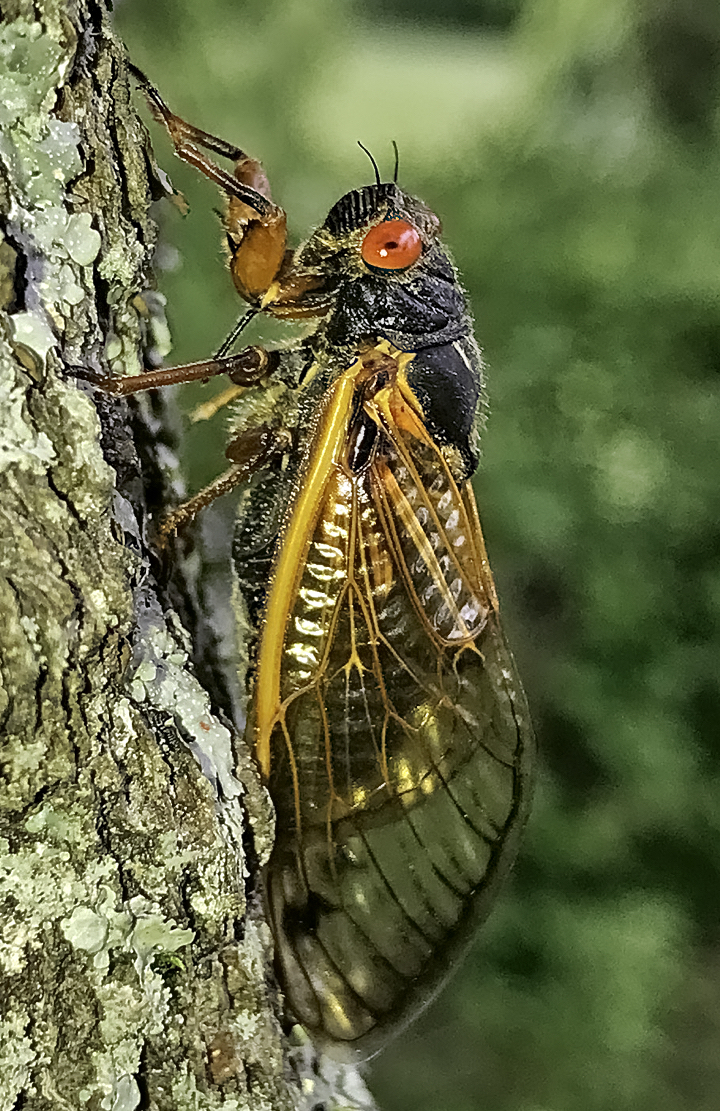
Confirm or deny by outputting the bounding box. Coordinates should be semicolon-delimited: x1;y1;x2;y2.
0;2;378;1107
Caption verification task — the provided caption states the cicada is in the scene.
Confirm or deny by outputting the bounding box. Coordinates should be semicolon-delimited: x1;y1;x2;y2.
107;67;534;1058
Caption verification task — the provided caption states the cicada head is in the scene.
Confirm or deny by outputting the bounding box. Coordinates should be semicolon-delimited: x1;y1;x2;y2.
298;182;442;276
296;183;470;360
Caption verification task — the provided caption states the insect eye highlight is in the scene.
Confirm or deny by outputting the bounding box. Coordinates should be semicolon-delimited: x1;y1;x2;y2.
361;219;422;271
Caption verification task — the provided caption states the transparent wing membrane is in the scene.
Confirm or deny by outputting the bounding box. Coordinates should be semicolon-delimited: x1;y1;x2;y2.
258;358;532;1051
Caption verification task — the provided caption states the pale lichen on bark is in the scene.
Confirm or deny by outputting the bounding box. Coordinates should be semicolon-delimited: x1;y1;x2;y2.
0;1;379;1108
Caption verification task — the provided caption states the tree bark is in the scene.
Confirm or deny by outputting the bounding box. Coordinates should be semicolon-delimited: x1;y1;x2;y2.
0;2;378;1107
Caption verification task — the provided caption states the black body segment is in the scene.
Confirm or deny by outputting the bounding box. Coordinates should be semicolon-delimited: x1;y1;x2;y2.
324;263;470;351
405;337;483;473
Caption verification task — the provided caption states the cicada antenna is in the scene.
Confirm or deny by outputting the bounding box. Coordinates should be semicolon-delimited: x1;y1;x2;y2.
391;140;400;184
357;141;382;187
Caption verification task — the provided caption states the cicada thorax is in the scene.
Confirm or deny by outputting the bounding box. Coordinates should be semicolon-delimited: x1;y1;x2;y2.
243;340;531;1053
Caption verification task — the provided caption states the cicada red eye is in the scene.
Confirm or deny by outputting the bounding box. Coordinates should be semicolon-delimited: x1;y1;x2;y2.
361;218;422;270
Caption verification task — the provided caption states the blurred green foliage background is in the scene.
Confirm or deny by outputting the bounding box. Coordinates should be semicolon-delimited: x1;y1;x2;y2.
114;0;720;1107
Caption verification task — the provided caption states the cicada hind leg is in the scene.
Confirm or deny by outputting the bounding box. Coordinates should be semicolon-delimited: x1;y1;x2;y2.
156;423;292;542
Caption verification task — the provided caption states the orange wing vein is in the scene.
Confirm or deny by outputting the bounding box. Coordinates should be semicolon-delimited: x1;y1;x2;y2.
251;349;533;1052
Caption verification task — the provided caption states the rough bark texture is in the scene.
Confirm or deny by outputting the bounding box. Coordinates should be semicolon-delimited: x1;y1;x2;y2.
0;2;378;1108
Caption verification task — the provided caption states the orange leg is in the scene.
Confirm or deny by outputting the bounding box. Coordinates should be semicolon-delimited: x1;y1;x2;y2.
128;63;276;213
85;345;277;397
157;425;291;544
128;65;331;315
128;64;288;303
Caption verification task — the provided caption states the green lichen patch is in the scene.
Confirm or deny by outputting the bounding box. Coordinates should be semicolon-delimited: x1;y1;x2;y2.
0;19;65;129
0;344;56;471
0;1009;36;1106
128;615;250;861
0;22;82;217
60;888;194;981
63;211;102;266
0;821;118;975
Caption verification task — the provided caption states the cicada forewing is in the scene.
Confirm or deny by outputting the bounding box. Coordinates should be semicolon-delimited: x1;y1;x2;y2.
250;345;533;1054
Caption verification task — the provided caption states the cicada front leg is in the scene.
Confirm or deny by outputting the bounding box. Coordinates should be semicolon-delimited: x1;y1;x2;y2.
86;68;330;539
127;63;289;306
127;65;331;316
